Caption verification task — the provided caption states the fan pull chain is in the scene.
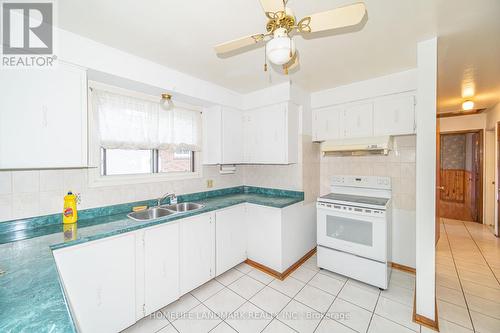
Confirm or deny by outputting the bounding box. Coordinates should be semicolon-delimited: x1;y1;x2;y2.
264;43;268;72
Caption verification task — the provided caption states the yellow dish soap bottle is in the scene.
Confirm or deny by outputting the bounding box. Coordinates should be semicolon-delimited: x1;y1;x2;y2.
63;191;78;224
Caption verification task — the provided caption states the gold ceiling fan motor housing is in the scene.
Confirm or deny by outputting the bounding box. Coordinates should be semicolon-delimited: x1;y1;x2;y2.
265;11;297;34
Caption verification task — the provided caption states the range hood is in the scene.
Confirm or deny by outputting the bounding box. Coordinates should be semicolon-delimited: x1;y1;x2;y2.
321;136;393;156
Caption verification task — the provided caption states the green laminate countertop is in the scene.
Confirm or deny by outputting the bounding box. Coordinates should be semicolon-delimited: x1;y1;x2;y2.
0;186;303;332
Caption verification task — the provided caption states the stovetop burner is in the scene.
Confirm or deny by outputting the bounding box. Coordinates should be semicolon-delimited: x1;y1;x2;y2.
318;193;390;207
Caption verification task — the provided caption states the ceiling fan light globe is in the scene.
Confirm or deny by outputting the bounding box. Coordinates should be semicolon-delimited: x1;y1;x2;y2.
266;36;295;65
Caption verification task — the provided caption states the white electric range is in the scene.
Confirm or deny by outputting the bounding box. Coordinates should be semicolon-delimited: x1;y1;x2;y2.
316;175;392;289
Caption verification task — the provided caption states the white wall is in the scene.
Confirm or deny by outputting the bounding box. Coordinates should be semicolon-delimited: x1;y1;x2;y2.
415;37;437;322
439;113;486;132
58;28;242;108
311;69;417;109
486;102;500;235
485;130;496;229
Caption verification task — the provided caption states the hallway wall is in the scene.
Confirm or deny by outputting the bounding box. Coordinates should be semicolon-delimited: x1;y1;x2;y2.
486;102;500;236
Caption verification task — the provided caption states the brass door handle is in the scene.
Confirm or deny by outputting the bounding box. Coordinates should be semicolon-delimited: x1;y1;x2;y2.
437;186;445;191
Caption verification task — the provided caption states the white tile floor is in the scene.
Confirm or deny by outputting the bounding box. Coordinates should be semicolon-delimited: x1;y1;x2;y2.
123;257;419;333
433;218;500;333
123;218;500;333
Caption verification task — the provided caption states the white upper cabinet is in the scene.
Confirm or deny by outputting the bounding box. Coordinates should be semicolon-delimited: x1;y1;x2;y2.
0;62;88;169
313;106;343;141
179;213;216;294
202;106;245;164
373;95;415;136
244;102;298;164
202;102;298;164
221;108;245;164
343;103;374;138
312;94;416;141
202;106;223;164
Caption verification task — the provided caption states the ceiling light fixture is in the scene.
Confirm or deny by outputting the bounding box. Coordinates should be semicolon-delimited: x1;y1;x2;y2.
462;100;474;111
266;28;295;65
160;93;173;111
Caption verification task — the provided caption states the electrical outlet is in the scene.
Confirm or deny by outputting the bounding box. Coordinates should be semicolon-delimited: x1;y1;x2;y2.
207;179;213;188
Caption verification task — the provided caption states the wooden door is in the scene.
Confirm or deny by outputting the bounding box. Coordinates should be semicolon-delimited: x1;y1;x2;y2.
436;119;441;243
470;133;482;222
471;132;483;223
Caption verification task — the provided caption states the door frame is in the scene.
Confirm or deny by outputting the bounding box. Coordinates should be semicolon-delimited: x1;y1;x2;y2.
497;123;500;235
439;129;484;223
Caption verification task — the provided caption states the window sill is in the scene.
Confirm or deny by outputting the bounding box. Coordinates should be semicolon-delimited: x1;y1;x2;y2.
87;169;202;188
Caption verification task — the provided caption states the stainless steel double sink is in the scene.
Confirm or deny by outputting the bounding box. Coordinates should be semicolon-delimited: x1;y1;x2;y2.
127;202;205;221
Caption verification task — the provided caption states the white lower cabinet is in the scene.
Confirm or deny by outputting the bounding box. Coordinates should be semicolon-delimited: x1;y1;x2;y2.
180;212;216;294
143;223;180;316
246;204;283;272
53;233;137;333
215;204;247;275
54;203;310;332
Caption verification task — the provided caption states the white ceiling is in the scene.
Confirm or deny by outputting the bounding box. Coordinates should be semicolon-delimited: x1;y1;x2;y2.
57;0;500;112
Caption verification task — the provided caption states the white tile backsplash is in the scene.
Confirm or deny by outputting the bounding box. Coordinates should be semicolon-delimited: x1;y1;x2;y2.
0;171;12;194
0;165;243;222
319;135;416;211
12;170;40;193
39;170;64;192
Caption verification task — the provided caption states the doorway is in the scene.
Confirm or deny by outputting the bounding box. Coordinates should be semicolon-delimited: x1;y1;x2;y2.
439;130;483;223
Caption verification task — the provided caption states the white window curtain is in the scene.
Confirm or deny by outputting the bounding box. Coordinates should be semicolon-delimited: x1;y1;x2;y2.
92;89;201;151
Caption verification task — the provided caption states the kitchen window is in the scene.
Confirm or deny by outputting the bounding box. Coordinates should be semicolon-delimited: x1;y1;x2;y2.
100;148;194;176
88;82;202;186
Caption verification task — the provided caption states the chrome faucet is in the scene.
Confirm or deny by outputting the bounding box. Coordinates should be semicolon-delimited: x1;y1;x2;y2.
157;193;176;206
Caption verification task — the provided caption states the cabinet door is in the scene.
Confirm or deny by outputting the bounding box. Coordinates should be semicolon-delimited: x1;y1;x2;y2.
202;106;222;164
243;112;256;163
215;204;247;275
313;106;343;141
0;63;87;169
222;108;245;164
373;96;415;136
246;204;283;272
144;223;179;315
180;213;216;294
53;233;137;333
343;103;374;138
245;104;286;163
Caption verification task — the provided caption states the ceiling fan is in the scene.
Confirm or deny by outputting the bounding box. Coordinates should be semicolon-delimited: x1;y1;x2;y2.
214;0;367;74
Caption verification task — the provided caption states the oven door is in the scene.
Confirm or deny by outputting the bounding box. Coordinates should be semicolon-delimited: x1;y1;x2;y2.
317;206;387;262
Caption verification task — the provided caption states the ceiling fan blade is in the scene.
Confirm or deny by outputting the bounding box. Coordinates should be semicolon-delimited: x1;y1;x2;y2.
300;3;366;33
259;0;284;16
214;34;265;55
